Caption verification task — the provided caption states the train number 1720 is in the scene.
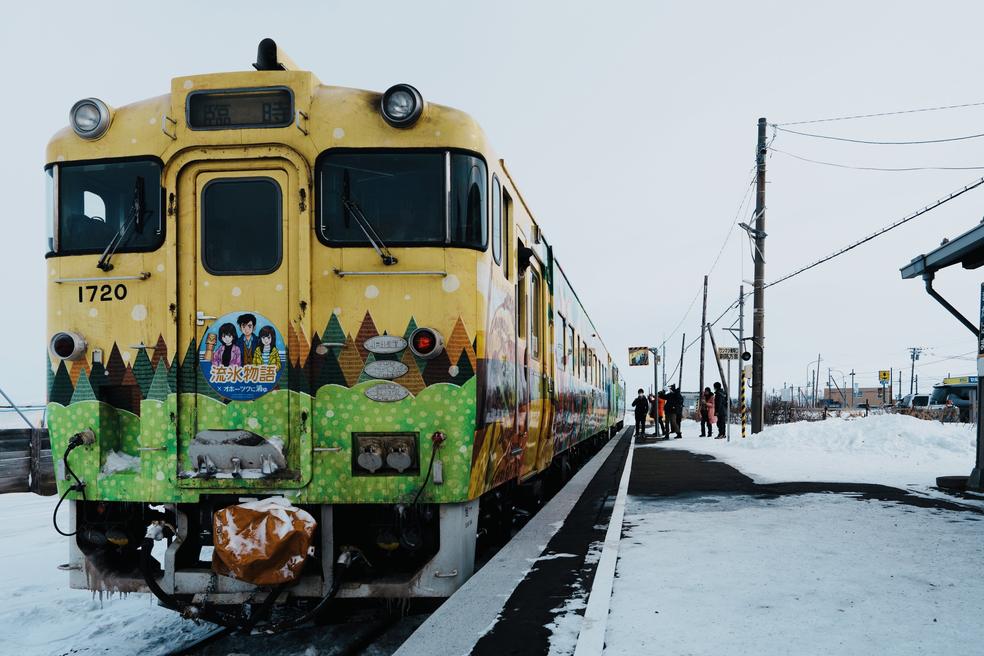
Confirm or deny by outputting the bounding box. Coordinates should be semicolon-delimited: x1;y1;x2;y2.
77;284;128;303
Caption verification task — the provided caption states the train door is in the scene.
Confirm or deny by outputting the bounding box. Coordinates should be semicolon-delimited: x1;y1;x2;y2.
174;154;309;488
515;242;530;469
521;264;548;478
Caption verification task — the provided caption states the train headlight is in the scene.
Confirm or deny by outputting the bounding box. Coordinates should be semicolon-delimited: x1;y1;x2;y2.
70;98;112;139
49;331;87;361
409;327;444;360
380;84;423;128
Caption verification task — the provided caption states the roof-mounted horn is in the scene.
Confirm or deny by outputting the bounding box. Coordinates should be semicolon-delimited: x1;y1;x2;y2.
253;38;299;71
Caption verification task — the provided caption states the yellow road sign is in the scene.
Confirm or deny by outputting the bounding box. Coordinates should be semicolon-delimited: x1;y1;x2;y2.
878;370;891;383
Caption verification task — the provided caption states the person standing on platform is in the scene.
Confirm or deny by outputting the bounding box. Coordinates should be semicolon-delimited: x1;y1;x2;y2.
701;387;715;437
713;382;728;438
647;393;660;436
657;391;668;437
631;389;649;437
665;385;683;438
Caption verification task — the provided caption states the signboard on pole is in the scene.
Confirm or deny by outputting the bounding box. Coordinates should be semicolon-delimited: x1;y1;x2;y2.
717;347;740;360
629;347;649;367
878;370;891;383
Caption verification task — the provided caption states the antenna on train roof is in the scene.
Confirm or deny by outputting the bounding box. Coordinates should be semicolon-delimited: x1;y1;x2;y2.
253;38;299;71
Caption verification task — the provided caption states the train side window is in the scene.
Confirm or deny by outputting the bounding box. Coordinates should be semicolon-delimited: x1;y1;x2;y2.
557;314;567;370
491;174;501;266
450;154;488;249
502;189;513;279
517;271;528;341
202;177;282;275
530;270;542;360
568;325;575;374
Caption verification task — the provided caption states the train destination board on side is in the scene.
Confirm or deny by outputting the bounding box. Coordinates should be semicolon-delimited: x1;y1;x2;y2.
187;88;294;129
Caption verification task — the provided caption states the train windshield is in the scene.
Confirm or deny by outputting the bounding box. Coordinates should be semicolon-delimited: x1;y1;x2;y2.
49;160;162;255
318;151;487;249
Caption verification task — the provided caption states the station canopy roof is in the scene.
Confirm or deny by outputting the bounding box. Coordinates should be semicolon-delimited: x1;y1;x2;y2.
900;221;984;279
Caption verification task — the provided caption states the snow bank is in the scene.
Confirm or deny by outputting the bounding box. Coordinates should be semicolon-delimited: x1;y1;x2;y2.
0;493;215;655
653;414;976;488
606;493;984;656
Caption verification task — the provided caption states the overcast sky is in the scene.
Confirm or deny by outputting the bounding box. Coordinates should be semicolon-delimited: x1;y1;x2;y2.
3;1;984;405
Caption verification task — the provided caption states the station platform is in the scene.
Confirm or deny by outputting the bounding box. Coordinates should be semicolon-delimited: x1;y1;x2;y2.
396;427;984;656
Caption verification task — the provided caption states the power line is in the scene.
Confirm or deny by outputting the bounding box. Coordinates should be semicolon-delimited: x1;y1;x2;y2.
765;176;984;289
776;100;984;127
773;125;984;146
770;146;984;172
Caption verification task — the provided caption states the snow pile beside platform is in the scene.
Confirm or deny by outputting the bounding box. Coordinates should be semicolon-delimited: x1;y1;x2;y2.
0;493;215;655
606;494;984;656
657;414;975;487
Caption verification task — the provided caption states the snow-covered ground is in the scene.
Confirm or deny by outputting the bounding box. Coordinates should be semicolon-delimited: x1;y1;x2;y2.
539;414;984;655
0;493;214;656
607;493;984;656
658;414;977;489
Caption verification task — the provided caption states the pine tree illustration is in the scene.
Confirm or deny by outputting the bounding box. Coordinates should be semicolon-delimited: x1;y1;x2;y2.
49;360;74;405
307;333;324;390
322;313;346;356
146;362;170;401
105;344;127;386
451;351;475;386
287;322;302;367
422;349;453;386
46;353;54;394
276;360;289;392
337;334;364;387
70;369;96;403
177;338;198;394
68;359;90;386
196;366;223;401
150;334;168;370
288;322;310;368
320;347;346;387
133;348;154;399
89;360;107;396
446;317;478;371
288;360;310;395
120;365;141;414
167;356;177;393
357;353;378;384
394;349;425;396
355;311;379;362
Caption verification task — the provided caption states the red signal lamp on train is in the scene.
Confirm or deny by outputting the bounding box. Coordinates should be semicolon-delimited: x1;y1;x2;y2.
409;327;444;360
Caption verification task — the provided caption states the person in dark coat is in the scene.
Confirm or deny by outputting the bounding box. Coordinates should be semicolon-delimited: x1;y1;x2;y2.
713;382;728;438
631;389;649;437
665;385;683;438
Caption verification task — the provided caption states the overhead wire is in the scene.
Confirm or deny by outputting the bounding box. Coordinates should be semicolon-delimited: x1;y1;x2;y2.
770;147;984;172
776;100;984;126
772;125;984;146
764;175;984;289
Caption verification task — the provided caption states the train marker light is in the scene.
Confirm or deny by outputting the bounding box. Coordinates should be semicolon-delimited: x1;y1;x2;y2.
49;331;87;361
69;98;112;139
380;84;423;128
409;327;444;360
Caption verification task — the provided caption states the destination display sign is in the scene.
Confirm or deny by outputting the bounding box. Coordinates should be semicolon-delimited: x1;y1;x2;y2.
187;88;293;129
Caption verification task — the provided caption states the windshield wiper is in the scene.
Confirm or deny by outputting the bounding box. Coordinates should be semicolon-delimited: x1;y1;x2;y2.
97;177;148;272
342;170;398;266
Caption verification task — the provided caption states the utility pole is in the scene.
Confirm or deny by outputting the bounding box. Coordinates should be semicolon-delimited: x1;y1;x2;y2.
908;347;925;395
699;275;709;397
849;369;856;408
678;333;686;391
814;353;821;407
751;117;768;433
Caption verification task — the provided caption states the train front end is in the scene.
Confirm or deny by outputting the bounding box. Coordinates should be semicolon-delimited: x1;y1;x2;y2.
45;42;497;616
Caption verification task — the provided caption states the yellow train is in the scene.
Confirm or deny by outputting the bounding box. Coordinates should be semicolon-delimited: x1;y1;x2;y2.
45;39;624;623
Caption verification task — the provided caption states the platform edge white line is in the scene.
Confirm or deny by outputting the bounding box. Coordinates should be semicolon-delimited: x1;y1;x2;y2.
573;432;635;655
394;428;629;656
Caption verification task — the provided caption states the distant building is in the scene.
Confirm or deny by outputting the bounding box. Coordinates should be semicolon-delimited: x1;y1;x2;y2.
826;386;893;407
